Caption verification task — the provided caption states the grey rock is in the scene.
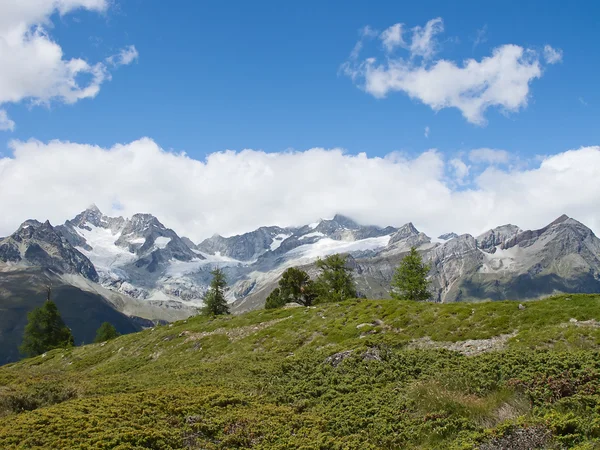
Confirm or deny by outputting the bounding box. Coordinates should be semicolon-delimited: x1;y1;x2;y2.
477;224;522;253
438;232;459;240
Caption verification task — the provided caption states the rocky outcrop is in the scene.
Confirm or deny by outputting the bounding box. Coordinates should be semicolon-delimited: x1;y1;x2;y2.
477;224;522;253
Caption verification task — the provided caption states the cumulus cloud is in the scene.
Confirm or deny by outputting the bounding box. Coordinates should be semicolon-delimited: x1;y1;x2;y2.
0;110;15;131
106;45;139;66
1;138;600;241
380;23;405;52
469;148;510;165
409;17;444;60
342;18;561;125
449;158;470;183
0;0;137;130
543;45;563;64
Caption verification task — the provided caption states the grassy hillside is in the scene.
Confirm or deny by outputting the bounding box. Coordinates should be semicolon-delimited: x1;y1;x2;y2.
2;295;600;449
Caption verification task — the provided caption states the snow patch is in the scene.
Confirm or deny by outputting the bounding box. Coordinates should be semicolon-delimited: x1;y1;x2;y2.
308;221;320;229
154;236;171;249
165;253;245;277
270;234;291;251
478;245;521;272
288;235;392;259
299;232;325;240
75;225;136;274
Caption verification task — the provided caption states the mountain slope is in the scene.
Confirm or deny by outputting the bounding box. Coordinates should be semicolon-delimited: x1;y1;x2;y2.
2;295;600;448
0;267;144;365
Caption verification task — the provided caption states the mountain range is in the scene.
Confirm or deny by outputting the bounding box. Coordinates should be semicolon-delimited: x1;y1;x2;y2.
1;206;600;363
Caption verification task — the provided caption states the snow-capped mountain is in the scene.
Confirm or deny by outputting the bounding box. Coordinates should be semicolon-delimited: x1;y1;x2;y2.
2;207;600;320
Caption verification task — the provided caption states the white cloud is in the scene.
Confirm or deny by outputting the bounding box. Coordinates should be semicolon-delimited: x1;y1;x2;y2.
380;23;405;52
1;138;600;242
342;18;560;125
543;45;563;64
0;0;137;130
472;25;488;49
449;158;469;182
0;110;15;131
424;126;430;138
106;45;139;66
469;148;510;165
409;17;443;60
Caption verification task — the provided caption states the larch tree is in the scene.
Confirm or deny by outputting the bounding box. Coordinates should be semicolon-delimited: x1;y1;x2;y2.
20;287;75;357
390;247;431;301
201;267;230;316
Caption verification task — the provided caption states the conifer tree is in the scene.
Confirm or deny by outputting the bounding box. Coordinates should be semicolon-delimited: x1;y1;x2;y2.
20;287;75;357
391;247;431;301
201;267;229;316
94;322;120;343
264;267;317;309
314;254;357;303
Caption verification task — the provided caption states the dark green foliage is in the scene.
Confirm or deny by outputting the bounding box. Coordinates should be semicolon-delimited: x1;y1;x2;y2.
19;288;74;357
201;268;229;316
391;246;431;301
94;322;121;343
265;288;286;309
0;381;78;415
265;267;318;310
314;254;357;303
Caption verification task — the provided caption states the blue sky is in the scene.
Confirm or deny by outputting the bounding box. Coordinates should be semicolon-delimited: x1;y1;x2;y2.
3;0;598;158
1;0;600;240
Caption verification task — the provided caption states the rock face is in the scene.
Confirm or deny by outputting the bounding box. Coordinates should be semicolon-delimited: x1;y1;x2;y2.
438;232;459;241
198;226;292;261
476;224;522;253
0;219;98;281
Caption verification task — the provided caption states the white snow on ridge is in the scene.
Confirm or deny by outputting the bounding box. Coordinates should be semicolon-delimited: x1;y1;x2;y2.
154;236;171;249
75;225;136;272
308;221;320;229
270;234;291;251
299;232;325;240
130;237;145;244
288;235;392;259
165;252;245;277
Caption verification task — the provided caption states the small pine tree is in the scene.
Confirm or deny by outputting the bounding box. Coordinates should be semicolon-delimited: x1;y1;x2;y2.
94;322;120;343
265;287;286;309
391;247;431;301
314;254;357;303
201;267;229;316
20;287;75;357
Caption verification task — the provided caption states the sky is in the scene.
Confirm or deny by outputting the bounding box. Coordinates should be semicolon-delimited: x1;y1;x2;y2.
1;0;600;242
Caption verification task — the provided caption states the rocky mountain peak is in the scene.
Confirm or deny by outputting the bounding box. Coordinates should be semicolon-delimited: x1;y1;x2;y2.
0;219;98;281
438;232;459;241
550;214;571;225
68;205;105;228
331;214;360;230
